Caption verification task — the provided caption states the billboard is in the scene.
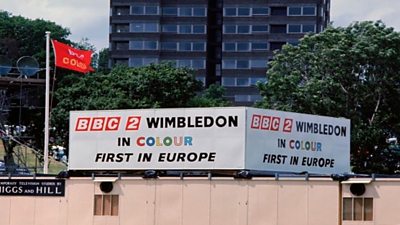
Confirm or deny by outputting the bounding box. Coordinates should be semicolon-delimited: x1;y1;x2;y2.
69;108;246;170
245;108;350;174
69;107;350;174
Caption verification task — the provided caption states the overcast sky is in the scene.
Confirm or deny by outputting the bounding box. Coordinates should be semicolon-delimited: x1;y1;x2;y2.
1;0;400;52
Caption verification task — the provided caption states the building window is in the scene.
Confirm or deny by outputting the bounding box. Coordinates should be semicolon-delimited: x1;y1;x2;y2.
131;6;144;15
176;59;205;69
222;77;236;86
252;25;268;33
115;24;129;33
224;25;236;34
270;6;287;16
252;42;268;50
270;24;287;34
302;24;316;33
163;7;178;16
250;77;267;85
144;41;158;50
223;42;250;52
114;41;129;50
237;25;250;34
192;42;206;51
130;58;158;67
162;24;178;33
288;6;301;16
236;43;250;51
179;42;192;51
178;7;206;17
236;78;249;86
235;95;250;102
145;6;158;15
222;60;236;69
252;7;269;15
224;7;250;16
288;24;302;33
222;60;250;69
343;198;373;221
161;42;177;50
131;23;158;32
131;5;159;15
193;25;206;34
238;8;250;16
130;41;158;50
114;6;130;16
270;42;286;51
193;7;206;16
94;195;119;216
114;58;128;66
236;60;249;69
250;94;262;102
288;5;316;16
303;6;316;15
288;24;316;33
179;7;192;16
250;59;266;68
192;60;205;69
224;8;236;16
179;25;192;34
223;42;236;51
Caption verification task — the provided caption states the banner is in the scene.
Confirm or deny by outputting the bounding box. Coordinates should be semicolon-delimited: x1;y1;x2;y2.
245;108;351;174
68;107;351;174
52;40;94;73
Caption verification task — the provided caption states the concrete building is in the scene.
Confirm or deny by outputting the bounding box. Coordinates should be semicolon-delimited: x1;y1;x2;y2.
109;0;331;105
0;174;399;225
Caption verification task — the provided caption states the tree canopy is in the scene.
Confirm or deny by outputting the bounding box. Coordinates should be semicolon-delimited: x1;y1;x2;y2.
257;21;400;173
51;63;229;147
0;11;71;65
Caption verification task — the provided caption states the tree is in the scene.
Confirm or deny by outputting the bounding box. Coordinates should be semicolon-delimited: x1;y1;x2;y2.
0;11;71;65
0;11;72;151
97;48;110;74
51;63;203;146
256;21;400;173
188;84;231;107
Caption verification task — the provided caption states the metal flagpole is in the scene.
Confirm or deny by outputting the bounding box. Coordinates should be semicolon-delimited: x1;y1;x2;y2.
44;31;51;174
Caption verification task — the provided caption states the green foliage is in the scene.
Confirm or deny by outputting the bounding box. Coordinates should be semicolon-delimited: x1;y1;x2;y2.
188;84;231;107
257;21;400;174
0;11;71;65
51;63;203;145
97;48;110;73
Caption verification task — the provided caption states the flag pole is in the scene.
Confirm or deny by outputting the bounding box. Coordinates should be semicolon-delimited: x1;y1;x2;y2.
44;31;51;174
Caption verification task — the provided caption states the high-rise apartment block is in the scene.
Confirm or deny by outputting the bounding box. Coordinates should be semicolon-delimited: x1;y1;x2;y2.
109;0;330;105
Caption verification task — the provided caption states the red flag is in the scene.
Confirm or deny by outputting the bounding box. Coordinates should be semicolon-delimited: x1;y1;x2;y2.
52;40;94;73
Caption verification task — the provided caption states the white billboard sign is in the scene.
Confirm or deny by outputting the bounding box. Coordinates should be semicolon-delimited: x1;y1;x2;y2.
69;108;246;170
245;108;350;174
69;107;350;174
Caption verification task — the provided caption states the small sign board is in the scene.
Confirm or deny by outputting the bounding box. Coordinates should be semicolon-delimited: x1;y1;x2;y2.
0;179;65;196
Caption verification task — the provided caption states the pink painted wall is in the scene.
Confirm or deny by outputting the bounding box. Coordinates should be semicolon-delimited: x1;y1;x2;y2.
0;177;340;225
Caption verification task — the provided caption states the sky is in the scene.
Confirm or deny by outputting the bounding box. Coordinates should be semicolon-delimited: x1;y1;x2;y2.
1;0;400;52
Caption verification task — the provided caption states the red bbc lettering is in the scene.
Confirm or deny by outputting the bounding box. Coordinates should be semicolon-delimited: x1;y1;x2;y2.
125;116;141;131
261;116;271;130
75;116;122;131
75;117;91;131
105;117;121;131
283;118;293;132
91;117;106;131
270;117;280;131
251;115;261;129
